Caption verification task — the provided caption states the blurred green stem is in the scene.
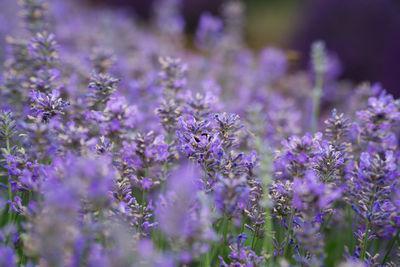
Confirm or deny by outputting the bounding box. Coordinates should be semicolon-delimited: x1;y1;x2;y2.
263;208;273;260
311;75;323;133
381;229;400;265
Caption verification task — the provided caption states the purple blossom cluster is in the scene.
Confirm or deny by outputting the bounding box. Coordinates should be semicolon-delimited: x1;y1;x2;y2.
0;0;399;266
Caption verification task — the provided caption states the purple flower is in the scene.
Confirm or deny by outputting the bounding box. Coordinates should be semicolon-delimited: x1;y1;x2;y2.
28;31;58;70
0;245;16;267
348;151;398;227
158;56;187;94
30;89;69;122
87;72;119;107
141;178;153;189
219;233;265;266
195;12;223;51
156;164;215;261
355;90;400;150
8;196;24;214
257;47;287;83
293;171;341;214
0;109;17;140
214;174;249;217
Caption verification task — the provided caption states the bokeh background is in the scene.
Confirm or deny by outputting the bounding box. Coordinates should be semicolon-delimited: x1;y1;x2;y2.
2;0;400;96
88;0;400;97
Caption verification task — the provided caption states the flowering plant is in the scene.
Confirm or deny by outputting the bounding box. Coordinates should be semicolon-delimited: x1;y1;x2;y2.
0;0;399;266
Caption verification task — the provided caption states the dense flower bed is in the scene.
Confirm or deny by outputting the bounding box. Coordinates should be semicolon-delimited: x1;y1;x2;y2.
0;0;399;266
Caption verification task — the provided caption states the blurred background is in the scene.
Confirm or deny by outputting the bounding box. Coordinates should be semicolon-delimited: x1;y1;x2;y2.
2;0;400;95
86;0;400;96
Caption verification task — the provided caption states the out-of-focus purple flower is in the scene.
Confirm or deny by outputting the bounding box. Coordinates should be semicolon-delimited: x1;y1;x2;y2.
87;72;120;108
181;90;218;120
19;0;48;34
45;153;116;209
221;0;245;45
141;177;153;189
156;164;215;262
390;184;400;229
29;68;60;93
0;245;17;267
195;12;223;51
89;47;116;74
134;239;175;267
57;120;88;154
214;174;249;217
28;31;58;71
158;56;187;94
153;0;185;38
257;47;287;84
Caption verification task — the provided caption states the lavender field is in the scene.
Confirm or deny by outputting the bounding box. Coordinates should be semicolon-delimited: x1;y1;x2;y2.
0;0;399;266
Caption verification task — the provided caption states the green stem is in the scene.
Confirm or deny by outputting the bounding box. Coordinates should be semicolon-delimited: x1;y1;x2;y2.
203;250;210;267
347;205;354;252
251;226;258;250
282;210;295;258
359;221;371;260
311;75;323;133
222;217;229;245
263;208;273;259
381;229;400;265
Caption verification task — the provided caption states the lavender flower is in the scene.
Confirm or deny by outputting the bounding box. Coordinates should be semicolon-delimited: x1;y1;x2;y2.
30;89;69;122
292;171;341;216
28;31;58;71
219;233;265;267
89;47;116;74
348;151;397;227
156;164;215;263
355;91;400;150
274;132;325;180
213;112;243;150
158;56;187;95
86;95;138;139
0;245;17;267
153;0;185;38
257;47;288;84
87;72;120;108
1;0;400;265
292;171;341;265
214;174;249;218
111;177;157;237
324;109;352;158
19;0;48;34
195;12;223;51
0;109;17;141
